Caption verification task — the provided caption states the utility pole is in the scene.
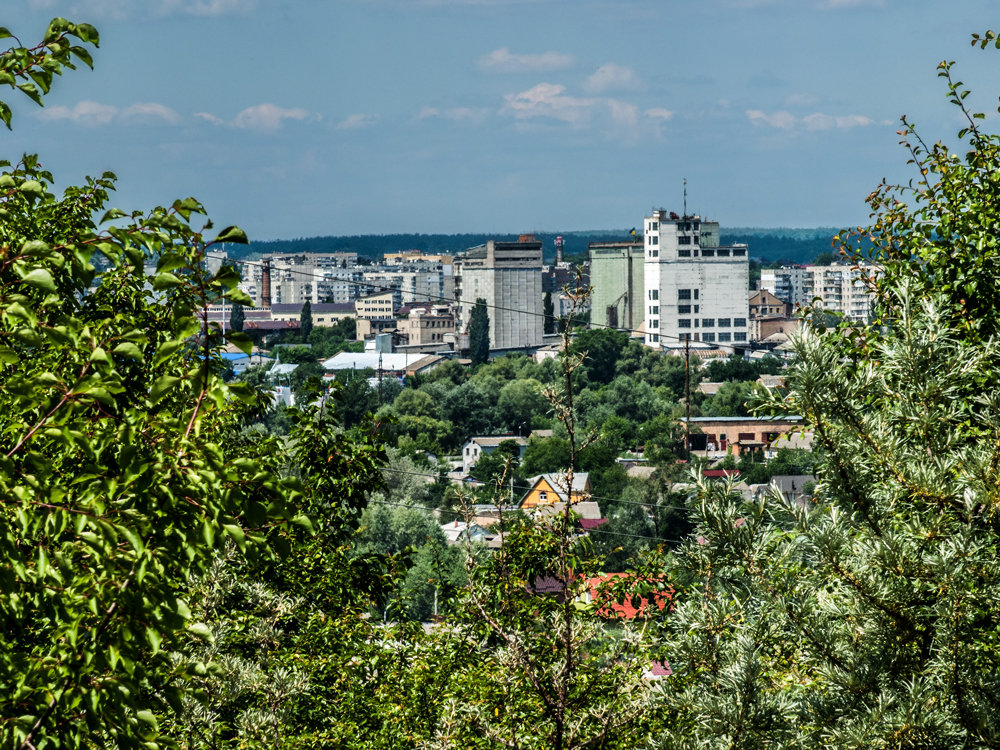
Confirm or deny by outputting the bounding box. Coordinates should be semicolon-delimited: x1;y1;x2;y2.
685;336;691;462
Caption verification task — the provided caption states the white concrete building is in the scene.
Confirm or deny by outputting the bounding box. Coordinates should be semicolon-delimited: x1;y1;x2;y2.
454;236;544;351
643;211;749;348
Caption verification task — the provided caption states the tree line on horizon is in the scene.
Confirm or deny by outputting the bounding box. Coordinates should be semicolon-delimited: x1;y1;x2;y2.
240;228;851;266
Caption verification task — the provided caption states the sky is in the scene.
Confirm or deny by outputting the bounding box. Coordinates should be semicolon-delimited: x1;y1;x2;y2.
4;0;1000;240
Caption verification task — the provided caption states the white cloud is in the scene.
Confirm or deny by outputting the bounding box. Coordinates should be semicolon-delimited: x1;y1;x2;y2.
607;99;639;128
416;105;488;124
29;0;254;18
121;102;181;124
159;0;256;15
583;63;641;94
502;83;595;124
195;111;226;125
748;109;875;131
335;113;378;130
234;103;312;132
645;107;674;121
40;101;119;126
747;109;797;129
40;99;186;127
478;47;575;73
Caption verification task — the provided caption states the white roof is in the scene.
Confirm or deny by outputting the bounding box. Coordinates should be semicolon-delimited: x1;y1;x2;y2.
322;350;433;371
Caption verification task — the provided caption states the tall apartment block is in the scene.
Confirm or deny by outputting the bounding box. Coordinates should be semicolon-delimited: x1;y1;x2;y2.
643;211;749;348
589;241;644;332
760;264;875;323
454;235;544;351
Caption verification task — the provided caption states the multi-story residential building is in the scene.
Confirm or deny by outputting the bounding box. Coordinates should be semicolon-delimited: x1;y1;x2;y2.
642;210;749;348
588;241;644;332
355;291;397;339
454;235;544;351
760;263;876;323
395;304;455;347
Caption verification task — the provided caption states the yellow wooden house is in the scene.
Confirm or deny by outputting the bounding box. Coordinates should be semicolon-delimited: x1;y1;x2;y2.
519;473;591;509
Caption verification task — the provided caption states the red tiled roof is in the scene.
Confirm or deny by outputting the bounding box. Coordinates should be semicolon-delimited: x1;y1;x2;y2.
579;518;608;530
702;469;740;478
586;573;672;620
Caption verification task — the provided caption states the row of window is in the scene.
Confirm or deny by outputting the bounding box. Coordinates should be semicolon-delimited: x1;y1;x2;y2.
678;318;748;328
677;332;747;342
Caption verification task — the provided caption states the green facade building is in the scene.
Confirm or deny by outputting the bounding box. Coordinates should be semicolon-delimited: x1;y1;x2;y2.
588;241;644;333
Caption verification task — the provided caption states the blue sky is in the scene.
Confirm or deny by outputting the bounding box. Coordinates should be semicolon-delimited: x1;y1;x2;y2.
4;0;1000;239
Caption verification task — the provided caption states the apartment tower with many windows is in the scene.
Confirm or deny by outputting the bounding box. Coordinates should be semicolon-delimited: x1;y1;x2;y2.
643;210;749;348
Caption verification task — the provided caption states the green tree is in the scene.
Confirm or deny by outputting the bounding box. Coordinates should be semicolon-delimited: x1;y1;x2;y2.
300;298;313;342
229;301;245;333
467;298;490;365
543;290;556;335
0;22;388;749
699;380;756;417
571;326;629;386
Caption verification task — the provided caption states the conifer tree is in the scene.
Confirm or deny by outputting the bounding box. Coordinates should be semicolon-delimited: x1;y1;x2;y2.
300;298;313;342
543;290;556;334
468;298;490;365
230;301;245;333
646;35;1000;749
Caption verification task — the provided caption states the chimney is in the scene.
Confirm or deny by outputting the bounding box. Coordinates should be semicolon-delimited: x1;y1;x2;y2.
261;258;271;308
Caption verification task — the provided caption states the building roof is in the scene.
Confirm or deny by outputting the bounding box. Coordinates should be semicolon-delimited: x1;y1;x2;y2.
465;435;528;449
269;363;299;377
681;415;803;424
523;473;590;504
244;320;300;330
271;302;354;314
585;573;672;620
322;350;435;371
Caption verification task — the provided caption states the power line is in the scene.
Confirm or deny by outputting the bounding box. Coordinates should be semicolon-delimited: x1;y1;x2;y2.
368;497;686;545
220;256;789;358
378;466;724;514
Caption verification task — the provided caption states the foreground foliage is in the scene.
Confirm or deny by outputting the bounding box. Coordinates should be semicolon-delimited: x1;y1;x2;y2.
0;19;385;749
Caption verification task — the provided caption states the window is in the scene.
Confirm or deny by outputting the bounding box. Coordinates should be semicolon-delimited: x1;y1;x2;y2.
718;332;731;342
539;490;548;502
702;333;716;342
693;221;700;230
694;319;699;327
678;304;691;314
650;249;658;258
650;319;658;329
650;305;659;315
701;248;715;257
738;432;755;441
734;317;747;327
678;236;692;245
734;332;747;342
694;289;699;300
717;248;730;257
679;333;691;341
649;235;658;245
678;289;691;300
651;334;659;342
678;319;691;328
733;247;746;257
717;318;731;327
694;305;699;313
649;289;658;300
650;221;659;231
702;318;715;327
678;249;691;257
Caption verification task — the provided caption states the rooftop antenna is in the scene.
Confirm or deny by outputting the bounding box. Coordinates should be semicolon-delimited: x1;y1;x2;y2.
683;177;688;217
